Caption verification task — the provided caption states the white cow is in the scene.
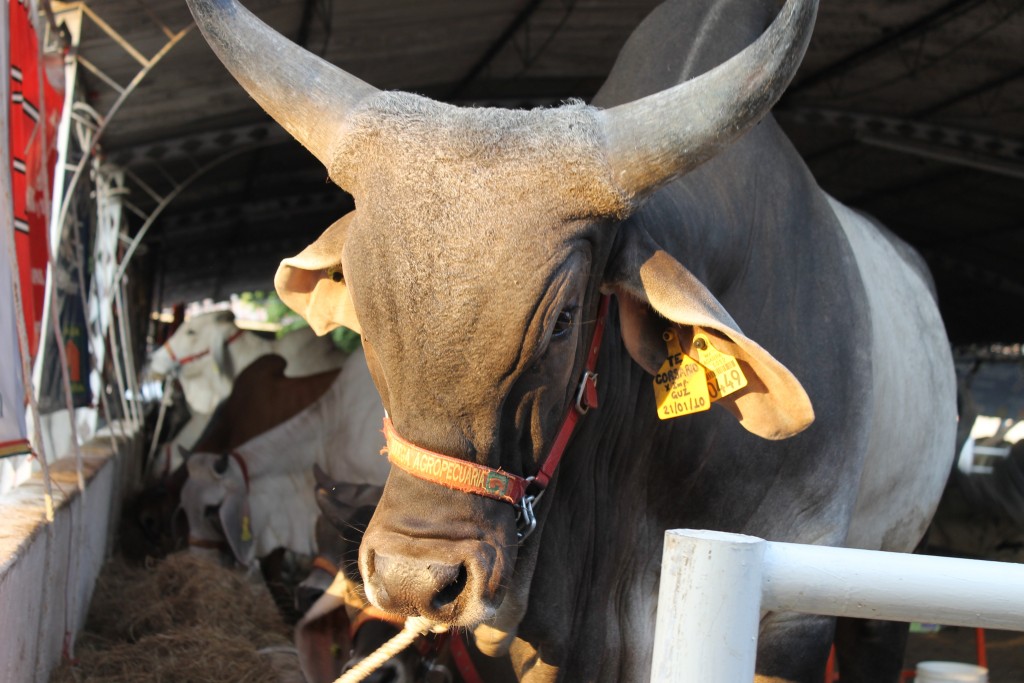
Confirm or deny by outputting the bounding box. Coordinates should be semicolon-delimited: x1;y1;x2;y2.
145;310;351;481
180;345;390;566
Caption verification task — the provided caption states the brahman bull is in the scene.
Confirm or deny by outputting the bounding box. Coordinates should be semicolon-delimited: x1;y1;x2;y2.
124;352;352;561
186;0;957;680
145;310;351;481
181;347;389;566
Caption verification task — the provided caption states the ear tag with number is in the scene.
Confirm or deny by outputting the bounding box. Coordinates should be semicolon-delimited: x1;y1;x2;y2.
693;331;748;400
653;329;711;420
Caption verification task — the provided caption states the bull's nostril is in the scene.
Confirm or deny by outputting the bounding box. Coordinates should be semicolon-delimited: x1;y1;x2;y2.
431;563;467;610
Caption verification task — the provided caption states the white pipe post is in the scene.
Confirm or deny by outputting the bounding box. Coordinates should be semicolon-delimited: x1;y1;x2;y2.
650;529;765;682
761;540;1024;630
653;530;1024;683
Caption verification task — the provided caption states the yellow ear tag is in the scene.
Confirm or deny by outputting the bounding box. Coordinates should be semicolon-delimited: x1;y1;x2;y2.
241;515;252;543
693;332;748;400
653;329;711;420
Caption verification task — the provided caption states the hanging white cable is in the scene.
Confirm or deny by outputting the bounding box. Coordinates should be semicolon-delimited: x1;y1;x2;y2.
45;285;85;493
33;7;85;495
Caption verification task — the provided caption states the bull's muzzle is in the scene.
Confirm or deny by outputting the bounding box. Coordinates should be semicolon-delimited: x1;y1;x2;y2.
360;528;504;626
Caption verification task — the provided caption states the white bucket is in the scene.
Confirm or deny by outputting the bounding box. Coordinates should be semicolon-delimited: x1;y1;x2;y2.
915;661;989;683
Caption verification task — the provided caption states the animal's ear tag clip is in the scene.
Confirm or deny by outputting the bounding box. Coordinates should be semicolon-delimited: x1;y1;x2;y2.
692;330;747;400
653;329;711;420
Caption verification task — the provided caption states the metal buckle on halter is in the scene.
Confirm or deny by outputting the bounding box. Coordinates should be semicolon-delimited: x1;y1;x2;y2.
574;370;597;415
516;478;545;541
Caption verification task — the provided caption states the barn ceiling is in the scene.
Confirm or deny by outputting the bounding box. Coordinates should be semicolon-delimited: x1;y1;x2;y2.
56;0;1024;345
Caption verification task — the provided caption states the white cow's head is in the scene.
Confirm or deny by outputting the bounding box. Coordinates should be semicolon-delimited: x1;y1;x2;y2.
181;451;254;566
148;310;240;414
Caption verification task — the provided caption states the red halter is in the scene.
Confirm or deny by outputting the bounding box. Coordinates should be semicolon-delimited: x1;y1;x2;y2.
384;295;610;539
164;328;245;366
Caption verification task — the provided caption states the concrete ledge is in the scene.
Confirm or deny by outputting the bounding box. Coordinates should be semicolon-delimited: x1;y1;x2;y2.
0;424;140;683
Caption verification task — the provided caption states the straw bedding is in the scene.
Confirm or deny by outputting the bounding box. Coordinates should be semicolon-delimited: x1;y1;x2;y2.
51;552;302;683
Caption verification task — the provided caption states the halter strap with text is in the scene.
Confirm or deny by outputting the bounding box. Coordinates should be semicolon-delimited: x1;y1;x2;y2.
384;419;528;504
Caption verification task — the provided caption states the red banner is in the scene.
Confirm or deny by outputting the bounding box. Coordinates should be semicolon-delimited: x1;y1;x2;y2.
8;0;63;358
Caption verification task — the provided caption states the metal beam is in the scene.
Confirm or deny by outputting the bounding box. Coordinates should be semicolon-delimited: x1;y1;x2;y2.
446;0;547;102
778;107;1024;180
916;65;1024;118
788;0;987;95
106;120;287;163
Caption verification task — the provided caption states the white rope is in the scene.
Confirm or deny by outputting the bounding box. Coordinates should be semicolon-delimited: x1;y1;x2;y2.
334;616;447;683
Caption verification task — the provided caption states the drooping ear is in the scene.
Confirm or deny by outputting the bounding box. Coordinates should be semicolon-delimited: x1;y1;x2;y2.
218;483;255;567
213;454;254;566
182;453;255;566
275;213;361;336
605;226;814;440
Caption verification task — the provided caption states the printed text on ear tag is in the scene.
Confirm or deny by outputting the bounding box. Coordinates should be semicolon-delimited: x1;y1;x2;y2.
693;332;748;400
653;329;711;420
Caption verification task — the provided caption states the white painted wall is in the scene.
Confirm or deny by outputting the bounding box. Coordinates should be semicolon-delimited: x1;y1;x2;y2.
0;423;139;683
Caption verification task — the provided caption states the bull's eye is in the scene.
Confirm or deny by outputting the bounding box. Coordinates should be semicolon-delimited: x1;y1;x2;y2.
553;308;575;339
213;455;229;475
326;266;344;283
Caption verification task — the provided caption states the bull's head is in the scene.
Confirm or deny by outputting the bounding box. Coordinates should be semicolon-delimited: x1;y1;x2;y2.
147;310;239;413
187;0;817;630
181;450;254;566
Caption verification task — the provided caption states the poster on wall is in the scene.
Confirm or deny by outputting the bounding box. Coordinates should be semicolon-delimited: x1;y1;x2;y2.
1;0;30;459
9;0;64;358
38;198;92;413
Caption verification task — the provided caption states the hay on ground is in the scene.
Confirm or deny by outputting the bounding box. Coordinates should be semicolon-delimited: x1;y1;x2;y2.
51;552;301;683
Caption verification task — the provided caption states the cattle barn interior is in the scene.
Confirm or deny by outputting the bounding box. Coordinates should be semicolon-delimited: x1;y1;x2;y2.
69;0;1024;346
2;0;1024;681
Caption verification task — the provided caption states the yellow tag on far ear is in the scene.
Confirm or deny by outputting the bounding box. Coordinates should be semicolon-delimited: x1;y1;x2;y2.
653;329;711;420
241;515;252;543
693;332;748;400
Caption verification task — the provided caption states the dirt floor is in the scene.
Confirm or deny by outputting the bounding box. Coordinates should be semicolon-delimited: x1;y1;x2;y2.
904;627;1024;682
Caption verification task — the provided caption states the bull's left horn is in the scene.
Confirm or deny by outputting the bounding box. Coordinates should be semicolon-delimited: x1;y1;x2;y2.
186;0;377;169
600;0;817;199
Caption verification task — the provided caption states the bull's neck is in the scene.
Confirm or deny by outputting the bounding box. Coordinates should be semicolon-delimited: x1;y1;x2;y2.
635;117;817;296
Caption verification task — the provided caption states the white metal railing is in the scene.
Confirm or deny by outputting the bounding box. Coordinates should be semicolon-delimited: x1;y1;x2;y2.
651;529;1024;682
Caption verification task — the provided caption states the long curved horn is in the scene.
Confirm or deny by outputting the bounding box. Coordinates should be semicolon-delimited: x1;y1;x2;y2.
186;0;378;168
600;0;818;198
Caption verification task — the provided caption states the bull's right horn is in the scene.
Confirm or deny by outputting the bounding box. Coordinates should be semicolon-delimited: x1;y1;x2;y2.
186;0;378;170
600;0;818;199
